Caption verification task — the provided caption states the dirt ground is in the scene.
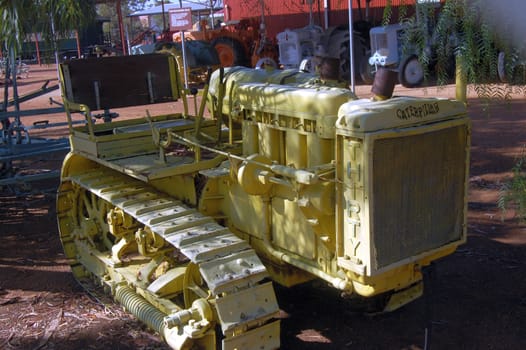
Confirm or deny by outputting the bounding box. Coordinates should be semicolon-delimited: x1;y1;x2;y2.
1;64;525;350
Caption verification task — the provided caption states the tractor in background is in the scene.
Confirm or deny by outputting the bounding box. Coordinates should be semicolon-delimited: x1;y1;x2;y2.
274;0;372;83
367;0;456;88
367;23;425;87
172;17;278;69
276;23;371;83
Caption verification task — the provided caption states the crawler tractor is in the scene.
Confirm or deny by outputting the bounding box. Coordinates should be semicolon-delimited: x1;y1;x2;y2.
57;53;470;349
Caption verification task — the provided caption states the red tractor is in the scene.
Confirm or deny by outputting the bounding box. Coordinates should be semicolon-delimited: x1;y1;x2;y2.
172;18;278;68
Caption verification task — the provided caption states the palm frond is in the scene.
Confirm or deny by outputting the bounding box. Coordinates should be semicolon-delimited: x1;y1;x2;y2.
0;0;95;56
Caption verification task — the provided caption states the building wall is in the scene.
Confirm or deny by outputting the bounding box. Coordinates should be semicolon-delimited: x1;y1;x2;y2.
223;0;411;39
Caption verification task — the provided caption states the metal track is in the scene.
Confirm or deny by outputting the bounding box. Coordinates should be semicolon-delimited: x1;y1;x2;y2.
63;166;280;350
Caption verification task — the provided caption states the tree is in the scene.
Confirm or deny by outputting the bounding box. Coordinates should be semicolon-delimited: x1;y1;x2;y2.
97;0;156;51
386;0;526;219
382;1;526;219
0;0;96;57
0;0;96;144
128;0;150;12
384;0;526;100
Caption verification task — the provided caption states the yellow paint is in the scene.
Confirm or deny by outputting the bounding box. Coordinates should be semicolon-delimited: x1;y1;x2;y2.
57;57;471;349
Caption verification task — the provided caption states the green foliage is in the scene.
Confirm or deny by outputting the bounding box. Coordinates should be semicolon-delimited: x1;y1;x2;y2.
97;1;165;46
97;3;126;45
430;0;457;85
0;0;96;56
383;0;409;26
449;1;500;86
383;1;526;222
499;47;526;86
383;0;393;25
0;1;33;52
390;0;526;102
128;0;149;12
399;3;439;83
498;148;526;222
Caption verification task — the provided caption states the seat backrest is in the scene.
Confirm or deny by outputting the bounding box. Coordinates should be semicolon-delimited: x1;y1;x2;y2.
60;53;180;111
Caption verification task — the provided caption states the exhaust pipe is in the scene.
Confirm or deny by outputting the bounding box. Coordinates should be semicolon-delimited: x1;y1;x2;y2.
371;67;398;100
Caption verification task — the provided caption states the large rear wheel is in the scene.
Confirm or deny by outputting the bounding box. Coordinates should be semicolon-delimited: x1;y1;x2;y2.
211;37;247;67
321;27;369;83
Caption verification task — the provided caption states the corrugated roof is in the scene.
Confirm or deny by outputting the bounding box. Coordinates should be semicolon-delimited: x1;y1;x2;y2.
129;1;223;17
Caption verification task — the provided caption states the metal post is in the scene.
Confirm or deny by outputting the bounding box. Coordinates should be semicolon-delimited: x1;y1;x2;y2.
180;32;189;89
75;30;81;59
9;47;19;114
307;0;314;26
116;0;127;55
34;33;41;65
161;0;167;31
50;13;60;79
125;23;131;56
177;1;190;89
324;0;329;29
210;0;215;29
348;0;356;93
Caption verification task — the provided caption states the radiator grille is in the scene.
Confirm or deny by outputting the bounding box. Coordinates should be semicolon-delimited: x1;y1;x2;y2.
372;125;468;269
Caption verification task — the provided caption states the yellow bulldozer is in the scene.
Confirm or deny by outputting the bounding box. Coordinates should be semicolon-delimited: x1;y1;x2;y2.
57;53;470;349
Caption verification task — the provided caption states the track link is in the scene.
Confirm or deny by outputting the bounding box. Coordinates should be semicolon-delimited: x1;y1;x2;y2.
58;166;280;349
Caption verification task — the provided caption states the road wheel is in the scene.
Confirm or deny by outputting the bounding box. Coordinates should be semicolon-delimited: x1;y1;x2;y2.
211;37;247;67
398;55;424;88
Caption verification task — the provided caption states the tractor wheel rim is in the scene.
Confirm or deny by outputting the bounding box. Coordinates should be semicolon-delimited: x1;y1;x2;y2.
404;58;424;86
215;43;235;66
